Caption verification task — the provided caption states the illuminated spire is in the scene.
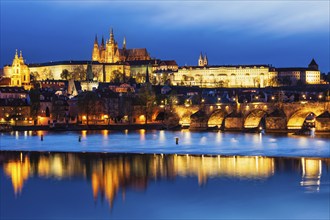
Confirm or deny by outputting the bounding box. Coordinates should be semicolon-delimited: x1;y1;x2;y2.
110;28;114;44
20;50;23;58
199;52;203;60
198;52;204;66
203;54;208;66
123;36;126;50
94;34;98;45
101;36;105;48
15;49;18;58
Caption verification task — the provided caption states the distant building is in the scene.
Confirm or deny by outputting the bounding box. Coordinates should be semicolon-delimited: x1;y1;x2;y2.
0;87;30;124
276;59;321;85
172;55;321;88
173;55;274;88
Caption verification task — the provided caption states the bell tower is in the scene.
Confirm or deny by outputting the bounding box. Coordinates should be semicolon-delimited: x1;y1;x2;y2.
11;49;21;86
92;35;100;61
198;52;204;67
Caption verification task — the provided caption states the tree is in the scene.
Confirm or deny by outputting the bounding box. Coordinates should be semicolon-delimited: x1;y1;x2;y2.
30;71;40;82
42;68;54;80
268;76;279;87
136;72;144;84
137;83;156;124
72;65;86;81
60;69;71;80
29;87;40;125
77;91;100;125
111;70;123;84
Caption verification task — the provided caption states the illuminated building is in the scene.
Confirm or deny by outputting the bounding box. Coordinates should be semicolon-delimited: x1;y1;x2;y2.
173;54;275;88
276;59;320;85
0;87;30;124
3;50;31;90
172;55;321;88
92;29;150;63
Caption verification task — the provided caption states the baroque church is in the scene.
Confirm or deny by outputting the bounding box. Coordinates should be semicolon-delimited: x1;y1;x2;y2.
3;50;31;89
92;29;150;63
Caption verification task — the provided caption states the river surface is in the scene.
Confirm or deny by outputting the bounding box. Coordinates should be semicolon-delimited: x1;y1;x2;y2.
0;130;329;219
0;130;329;157
0;152;329;219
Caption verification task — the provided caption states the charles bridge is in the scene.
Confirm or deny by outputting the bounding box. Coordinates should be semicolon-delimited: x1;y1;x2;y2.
151;101;330;132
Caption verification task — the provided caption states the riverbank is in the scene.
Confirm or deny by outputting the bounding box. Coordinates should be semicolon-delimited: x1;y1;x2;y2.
1;123;330;134
8;123;165;132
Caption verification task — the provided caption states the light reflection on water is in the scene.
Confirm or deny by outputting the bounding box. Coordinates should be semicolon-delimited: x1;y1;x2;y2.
1;130;328;157
1;151;329;219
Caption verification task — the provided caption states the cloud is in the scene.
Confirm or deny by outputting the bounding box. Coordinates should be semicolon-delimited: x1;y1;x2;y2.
136;1;329;35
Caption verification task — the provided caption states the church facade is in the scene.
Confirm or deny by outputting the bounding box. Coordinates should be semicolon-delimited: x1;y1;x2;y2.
3;50;31;89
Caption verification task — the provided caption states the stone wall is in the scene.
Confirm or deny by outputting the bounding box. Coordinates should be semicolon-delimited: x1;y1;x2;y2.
315;119;330;131
265;117;287;131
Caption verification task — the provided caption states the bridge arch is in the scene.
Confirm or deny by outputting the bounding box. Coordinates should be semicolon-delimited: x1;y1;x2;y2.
287;110;316;130
244;109;267;129
208;109;227;128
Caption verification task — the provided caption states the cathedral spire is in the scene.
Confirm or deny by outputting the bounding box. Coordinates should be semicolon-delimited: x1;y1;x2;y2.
101;36;105;48
123;36;126;50
203;54;208;66
110;28;114;44
94;34;98;45
15;49;18;59
198;52;204;67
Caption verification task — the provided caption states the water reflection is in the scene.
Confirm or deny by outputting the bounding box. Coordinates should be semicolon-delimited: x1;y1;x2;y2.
1;151;329;209
301;158;323;192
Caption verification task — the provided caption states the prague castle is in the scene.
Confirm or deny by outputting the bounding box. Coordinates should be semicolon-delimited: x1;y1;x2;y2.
1;28;321;89
172;55;320;87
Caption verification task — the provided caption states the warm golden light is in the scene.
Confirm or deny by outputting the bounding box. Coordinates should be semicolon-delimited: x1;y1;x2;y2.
4;156;30;195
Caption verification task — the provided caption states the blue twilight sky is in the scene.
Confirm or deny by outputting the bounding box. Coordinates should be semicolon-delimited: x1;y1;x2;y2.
1;0;329;72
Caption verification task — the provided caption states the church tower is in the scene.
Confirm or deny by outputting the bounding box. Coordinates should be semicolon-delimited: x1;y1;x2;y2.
308;58;318;70
203;54;208;66
105;28;120;63
11;50;30;87
92;35;100;61
99;36;106;63
11;50;21;86
198;52;204;67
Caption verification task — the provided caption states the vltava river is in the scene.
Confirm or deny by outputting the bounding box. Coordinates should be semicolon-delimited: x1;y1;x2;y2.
0;130;329;157
0;130;329;219
0;152;329;219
